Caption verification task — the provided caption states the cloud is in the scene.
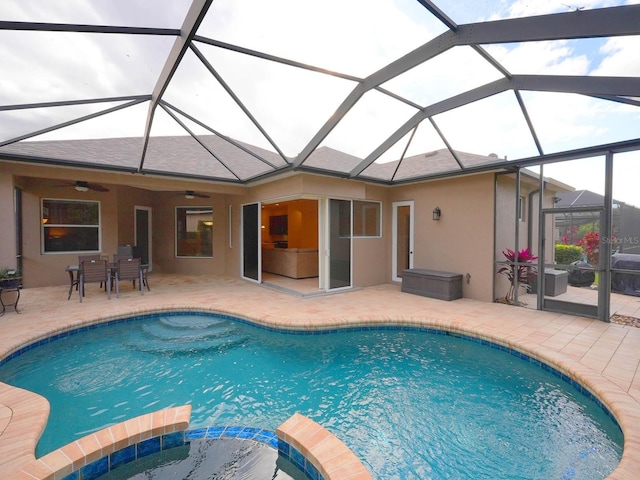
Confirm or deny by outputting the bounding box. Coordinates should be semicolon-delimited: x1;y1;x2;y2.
592;36;640;76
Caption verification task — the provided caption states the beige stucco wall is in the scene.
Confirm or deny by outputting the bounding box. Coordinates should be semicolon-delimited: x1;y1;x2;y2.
389;174;496;301
152;193;229;276
0;171;18;270
15;179;119;288
352;184;388;287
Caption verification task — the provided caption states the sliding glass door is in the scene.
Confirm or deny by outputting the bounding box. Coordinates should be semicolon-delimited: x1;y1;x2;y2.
328;199;351;290
242;203;261;282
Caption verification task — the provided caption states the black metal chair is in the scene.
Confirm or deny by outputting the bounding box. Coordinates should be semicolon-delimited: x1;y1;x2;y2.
79;259;110;303
113;257;144;298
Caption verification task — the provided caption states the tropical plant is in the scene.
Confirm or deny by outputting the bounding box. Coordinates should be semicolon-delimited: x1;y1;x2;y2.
577;231;600;266
497;247;538;304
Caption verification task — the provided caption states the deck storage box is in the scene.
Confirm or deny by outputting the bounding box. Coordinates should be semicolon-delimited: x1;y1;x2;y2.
528;269;569;297
401;269;463;301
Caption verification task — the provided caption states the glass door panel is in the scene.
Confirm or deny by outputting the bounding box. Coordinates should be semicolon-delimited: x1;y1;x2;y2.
392;201;414;282
542;209;602;318
328;199;351;290
242;203;260;282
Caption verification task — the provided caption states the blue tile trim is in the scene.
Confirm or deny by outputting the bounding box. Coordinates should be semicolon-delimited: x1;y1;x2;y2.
277;437;325;480
0;310;622;431
137;436;162;458
80;456;109;480
109;444;135;470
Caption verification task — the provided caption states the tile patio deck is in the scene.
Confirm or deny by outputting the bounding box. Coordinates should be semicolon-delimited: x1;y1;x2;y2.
1;274;640;479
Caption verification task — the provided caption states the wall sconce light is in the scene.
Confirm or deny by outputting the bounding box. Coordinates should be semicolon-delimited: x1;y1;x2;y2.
184;191;195;200
432;207;441;221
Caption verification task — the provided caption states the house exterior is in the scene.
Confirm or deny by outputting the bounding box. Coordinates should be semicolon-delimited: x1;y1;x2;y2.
0;136;569;303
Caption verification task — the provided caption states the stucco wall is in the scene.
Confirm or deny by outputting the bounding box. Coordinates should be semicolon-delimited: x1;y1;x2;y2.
152;193;228;276
389;174;496;301
0;172;17;270
17;182;119;288
352;184;388;287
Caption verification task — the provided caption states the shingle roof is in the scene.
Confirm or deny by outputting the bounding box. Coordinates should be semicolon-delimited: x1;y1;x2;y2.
0;136;505;183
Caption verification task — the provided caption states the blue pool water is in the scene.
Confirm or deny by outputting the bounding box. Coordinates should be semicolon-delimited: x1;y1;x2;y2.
0;313;623;479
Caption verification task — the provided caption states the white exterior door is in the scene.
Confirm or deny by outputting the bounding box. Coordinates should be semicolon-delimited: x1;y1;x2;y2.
392;201;414;282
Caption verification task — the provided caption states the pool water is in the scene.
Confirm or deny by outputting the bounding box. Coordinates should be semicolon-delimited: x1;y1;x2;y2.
0;313;623;479
98;437;306;480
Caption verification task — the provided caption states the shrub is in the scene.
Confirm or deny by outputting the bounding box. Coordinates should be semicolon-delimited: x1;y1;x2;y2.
554;244;583;265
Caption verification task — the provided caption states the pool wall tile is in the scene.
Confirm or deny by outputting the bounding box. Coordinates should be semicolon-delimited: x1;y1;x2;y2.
80;456;108;480
221;426;244;437
290;446;306;470
185;428;207;440
137;436;162;458
110;445;136;470
205;427;222;438
162;431;185;450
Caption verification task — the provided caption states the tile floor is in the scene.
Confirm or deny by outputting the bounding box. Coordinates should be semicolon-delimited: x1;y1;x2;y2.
1;274;640;479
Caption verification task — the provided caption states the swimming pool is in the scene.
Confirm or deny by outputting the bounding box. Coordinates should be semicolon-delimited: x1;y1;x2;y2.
0;312;623;479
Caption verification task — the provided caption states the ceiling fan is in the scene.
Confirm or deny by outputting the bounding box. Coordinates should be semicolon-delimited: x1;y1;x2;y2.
55;180;110;192
173;190;210;199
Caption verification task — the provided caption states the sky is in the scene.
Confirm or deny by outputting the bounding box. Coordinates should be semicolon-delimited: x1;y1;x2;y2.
0;0;639;206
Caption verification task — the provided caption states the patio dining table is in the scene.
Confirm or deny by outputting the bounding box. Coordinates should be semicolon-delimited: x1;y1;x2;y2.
66;262;149;300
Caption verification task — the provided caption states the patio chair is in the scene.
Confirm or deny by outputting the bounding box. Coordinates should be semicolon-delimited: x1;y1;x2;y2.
113;257;144;298
78;255;109;290
79;259;110;303
113;253;150;292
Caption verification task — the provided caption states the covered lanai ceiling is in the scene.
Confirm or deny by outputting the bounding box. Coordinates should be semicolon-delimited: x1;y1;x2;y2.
1;0;639;185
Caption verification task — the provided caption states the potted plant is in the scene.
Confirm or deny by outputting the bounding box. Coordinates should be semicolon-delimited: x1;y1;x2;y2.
496;247;538;305
0;268;23;289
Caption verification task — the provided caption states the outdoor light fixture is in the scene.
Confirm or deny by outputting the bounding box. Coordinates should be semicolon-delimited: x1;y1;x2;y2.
432;207;441;221
74;182;89;192
184;191;195;199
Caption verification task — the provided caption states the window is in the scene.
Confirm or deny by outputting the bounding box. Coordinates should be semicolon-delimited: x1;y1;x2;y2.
353;200;381;237
518;196;526;222
42;199;100;253
176;207;213;257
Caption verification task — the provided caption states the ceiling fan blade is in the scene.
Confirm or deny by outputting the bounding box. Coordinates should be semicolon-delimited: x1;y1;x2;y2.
180;190;210;199
87;183;109;192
